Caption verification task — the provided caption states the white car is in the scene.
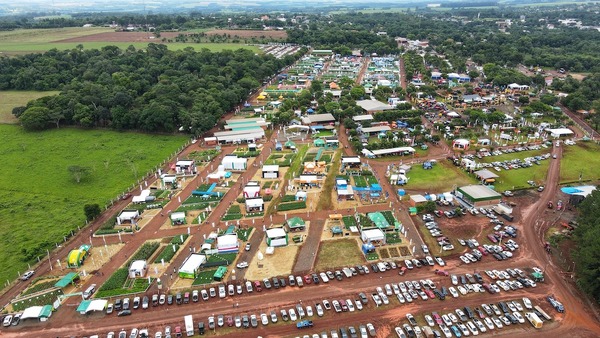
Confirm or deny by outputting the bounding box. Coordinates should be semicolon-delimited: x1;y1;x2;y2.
448;287;459;298
440;324;453;338
424;315;435;327
289;309;297;321
399;282;407;293
392;284;400;295
483;317;494;330
3;315;12;327
236;261;248;269
513;312;525;324
218;285;226;298
396;293;405;304
260;313;269;326
425;256;435;266
354;299;363;311
422;244;430;254
492;316;504;328
319;272;329;283
457;286;468;295
460;255;471;264
315;303;324;316
306;305;314;317
451;275;458;285
442;314;452;326
385;284;393;296
435;257;446;266
346;300;355;312
522;297;533;309
404;260;414;269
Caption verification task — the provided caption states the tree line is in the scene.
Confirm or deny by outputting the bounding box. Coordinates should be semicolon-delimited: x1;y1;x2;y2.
3;44;305;134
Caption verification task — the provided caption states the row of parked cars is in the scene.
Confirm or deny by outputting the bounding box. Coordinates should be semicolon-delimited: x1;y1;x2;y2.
297;322;377;338
395;297;549;338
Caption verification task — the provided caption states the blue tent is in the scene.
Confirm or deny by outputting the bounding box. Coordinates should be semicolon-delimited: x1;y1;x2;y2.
306;108;315;114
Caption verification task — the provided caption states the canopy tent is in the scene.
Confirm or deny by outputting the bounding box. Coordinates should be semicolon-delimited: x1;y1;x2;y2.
295;191;307;201
286;217;306;232
266;228;288;247
361;228;385;244
128;260;147;278
313;138;326;147
170;211;186;225
77;299;107;314
54;272;80;288
245;197;264;212
116;210;139;225
367;212;390;229
22;305;52;321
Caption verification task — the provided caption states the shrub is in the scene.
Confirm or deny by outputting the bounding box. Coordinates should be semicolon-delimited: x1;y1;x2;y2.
281;195;296;202
127;242;159;266
236;197;246;203
263;195;273;202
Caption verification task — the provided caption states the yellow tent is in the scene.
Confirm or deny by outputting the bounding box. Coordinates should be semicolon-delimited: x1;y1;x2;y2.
257;95;266;100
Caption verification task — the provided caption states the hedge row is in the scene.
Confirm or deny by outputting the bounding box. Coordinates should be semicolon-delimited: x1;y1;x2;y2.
277;201;307;211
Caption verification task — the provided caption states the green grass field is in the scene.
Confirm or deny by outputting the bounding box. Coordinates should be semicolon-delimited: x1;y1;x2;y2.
405;160;476;192
490;161;550;191
0;91;59;123
560;142;600;183
0;28;259;54
315;239;365;270
0;125;187;286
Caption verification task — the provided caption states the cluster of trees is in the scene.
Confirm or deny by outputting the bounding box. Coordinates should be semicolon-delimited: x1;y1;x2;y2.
4;44;304;134
573;190;600;303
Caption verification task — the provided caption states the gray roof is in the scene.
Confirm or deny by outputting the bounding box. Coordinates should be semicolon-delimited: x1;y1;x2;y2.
356;100;395;112
302;113;336;124
458;185;501;199
474;169;499;180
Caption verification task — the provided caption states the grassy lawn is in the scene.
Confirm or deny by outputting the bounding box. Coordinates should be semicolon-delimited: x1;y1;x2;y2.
406;160;476;192
560;142;600;183
0;91;59;123
315;239;365;270
192;269;218;286
491;161;550;191
0;125;187;287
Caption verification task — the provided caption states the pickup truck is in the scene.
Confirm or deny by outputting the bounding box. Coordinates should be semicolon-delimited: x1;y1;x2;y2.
296;320;314;329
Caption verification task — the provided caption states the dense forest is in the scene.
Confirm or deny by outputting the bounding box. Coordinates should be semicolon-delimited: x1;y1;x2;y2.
573;189;600;303
2;45;305;134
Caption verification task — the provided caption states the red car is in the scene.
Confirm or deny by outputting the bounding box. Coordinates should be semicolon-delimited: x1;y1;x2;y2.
254;281;262;292
478;246;488;255
303;275;312;285
424;289;435;299
226;316;233;327
435;269;449;276
487;234;498;243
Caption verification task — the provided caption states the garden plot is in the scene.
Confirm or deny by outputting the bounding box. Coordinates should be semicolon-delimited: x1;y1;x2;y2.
315;238;365;271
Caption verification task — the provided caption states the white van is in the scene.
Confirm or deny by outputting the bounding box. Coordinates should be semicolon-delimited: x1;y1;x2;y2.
83;284;96;299
377;262;387;272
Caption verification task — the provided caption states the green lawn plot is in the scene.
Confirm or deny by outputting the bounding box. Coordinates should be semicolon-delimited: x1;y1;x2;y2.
0;91;59;123
489;161;550;192
560;143;600;183
97;268;154;298
315;239;365;271
0;125;187;287
342;216;357;229
404;160;475;192
192;269;218;286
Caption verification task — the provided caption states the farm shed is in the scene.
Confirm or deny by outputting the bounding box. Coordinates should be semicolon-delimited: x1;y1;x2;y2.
213;128;265;144
132;189;152;203
116;210;139;225
286;217;306;232
243;181;261;198
352;114;374;122
245;198;264;212
370;147;415;156
356;99;394;113
360;126;392;135
409;194;428;206
474;169;499;183
262;165;279;179
67;244;91;268
266;228;288;247
301;113;335;125
128;260;147;278
170;211;186;225
361;228;386;244
217;234;239;253
341;156;361;168
455;185;502;207
178;254;206;279
222;155;247;171
545;128;574;138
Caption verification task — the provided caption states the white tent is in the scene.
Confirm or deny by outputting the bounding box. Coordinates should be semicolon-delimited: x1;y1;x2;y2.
361;228;385;243
245;198;264;212
266;228;288;247
129;260;147;278
117;210;139;225
178;254;206;278
161;175;177;184
295;191;307;201
243;182;261;198
21;306;44;320
222;155;247;170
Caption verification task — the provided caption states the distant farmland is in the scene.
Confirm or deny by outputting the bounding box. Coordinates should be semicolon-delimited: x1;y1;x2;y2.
0;27;260;54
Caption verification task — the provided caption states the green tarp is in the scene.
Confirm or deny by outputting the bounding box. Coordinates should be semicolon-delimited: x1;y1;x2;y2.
76;300;91;313
54;272;79;288
287;217;305;229
368;212;390;229
40;305;53;318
